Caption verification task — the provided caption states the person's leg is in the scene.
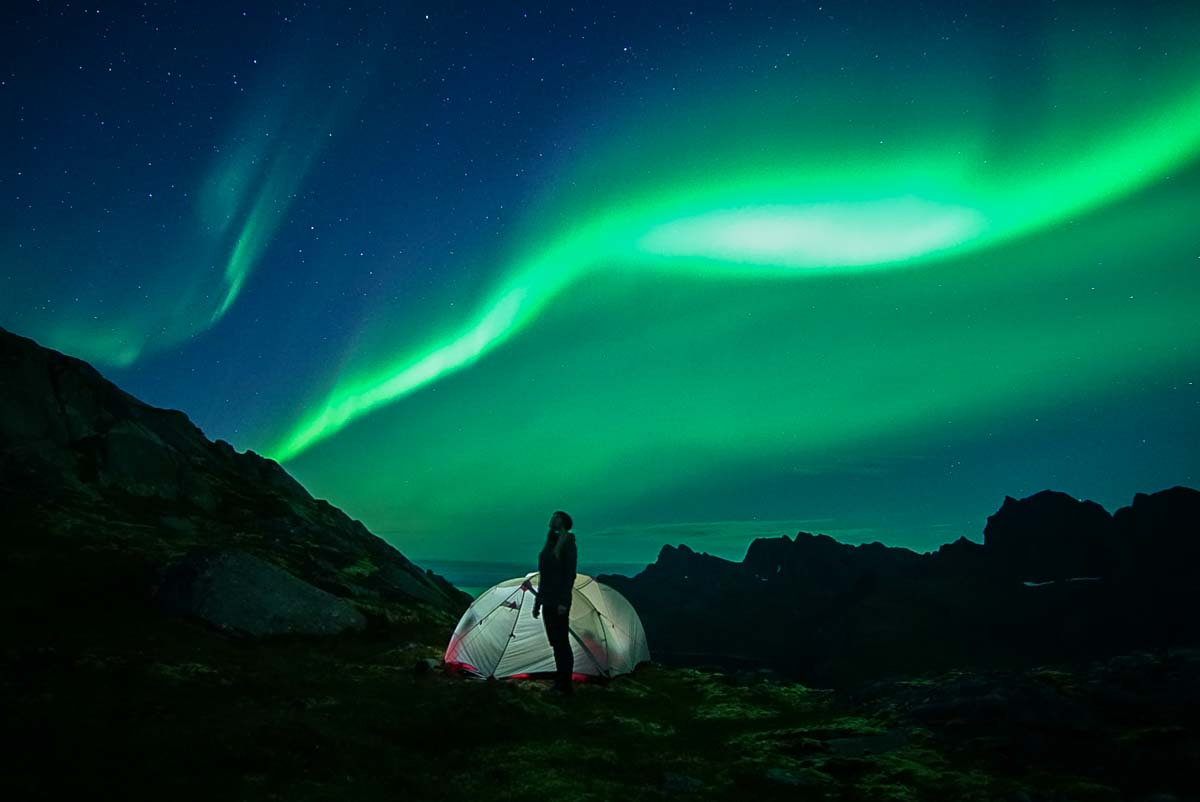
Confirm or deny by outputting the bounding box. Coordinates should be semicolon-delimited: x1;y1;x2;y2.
556;608;574;692
543;606;574;692
541;607;562;674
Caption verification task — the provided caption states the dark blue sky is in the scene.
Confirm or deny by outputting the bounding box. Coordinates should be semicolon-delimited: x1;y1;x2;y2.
4;1;1198;562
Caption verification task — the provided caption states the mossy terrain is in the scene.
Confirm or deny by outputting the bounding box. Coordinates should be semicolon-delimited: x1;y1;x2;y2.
6;554;1199;802
3;514;1200;801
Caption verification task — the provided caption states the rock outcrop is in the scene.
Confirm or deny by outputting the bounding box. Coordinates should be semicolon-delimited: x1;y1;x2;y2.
1113;486;1200;657
1114;486;1200;579
982;490;1117;582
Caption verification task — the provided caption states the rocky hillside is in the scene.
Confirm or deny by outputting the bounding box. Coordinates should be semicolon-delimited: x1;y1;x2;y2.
601;487;1200;685
0;325;469;639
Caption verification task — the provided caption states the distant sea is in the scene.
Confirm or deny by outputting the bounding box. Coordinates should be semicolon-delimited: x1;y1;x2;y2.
419;559;648;598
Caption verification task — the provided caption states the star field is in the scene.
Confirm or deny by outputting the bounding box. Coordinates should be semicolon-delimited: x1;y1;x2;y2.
3;0;1198;563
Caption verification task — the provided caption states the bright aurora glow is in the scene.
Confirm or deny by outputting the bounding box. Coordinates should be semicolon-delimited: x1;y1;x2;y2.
4;1;1199;563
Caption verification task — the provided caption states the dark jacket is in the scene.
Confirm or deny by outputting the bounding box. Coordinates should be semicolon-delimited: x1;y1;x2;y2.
536;531;577;611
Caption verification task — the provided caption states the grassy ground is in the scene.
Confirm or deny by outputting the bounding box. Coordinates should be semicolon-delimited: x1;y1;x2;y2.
8;585;1197;802
3;526;1197;801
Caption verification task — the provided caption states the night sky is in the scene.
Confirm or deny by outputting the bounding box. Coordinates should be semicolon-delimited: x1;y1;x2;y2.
4;1;1199;564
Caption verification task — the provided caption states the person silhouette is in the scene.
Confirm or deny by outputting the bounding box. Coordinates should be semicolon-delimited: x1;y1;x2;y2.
532;510;577;693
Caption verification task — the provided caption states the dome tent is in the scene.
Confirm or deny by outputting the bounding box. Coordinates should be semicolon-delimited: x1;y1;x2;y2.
444;573;650;679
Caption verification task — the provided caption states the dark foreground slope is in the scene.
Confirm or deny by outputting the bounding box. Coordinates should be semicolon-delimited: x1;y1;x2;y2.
601;487;1200;685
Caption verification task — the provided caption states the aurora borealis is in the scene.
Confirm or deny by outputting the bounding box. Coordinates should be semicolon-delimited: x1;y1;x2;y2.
4;1;1198;563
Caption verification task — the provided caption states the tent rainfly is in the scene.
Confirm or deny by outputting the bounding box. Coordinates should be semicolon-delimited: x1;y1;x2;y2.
444;573;650;679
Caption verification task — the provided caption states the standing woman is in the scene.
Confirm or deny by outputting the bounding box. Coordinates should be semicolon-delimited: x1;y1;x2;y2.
533;510;577;693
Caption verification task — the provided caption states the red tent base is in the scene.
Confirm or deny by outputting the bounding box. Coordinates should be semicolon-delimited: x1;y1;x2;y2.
445;663;607;684
505;672;598;683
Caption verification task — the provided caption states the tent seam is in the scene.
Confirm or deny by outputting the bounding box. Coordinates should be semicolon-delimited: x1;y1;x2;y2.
597;607;611;677
566;593;606;677
490;584;527;678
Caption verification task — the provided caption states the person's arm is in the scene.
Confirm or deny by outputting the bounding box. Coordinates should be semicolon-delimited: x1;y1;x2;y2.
531;577;542;618
532;549;544;618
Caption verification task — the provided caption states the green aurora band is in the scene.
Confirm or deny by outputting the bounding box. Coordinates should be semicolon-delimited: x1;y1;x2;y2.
1;29;362;369
269;77;1200;463
10;3;1199;559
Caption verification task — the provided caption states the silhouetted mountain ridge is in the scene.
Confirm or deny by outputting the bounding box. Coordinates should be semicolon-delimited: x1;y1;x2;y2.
601;485;1200;684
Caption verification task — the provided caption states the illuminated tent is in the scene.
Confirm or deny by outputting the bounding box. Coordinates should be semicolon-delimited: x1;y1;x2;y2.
444;573;650;679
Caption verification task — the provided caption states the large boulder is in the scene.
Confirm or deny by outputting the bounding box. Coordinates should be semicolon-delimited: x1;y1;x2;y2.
157;550;367;636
